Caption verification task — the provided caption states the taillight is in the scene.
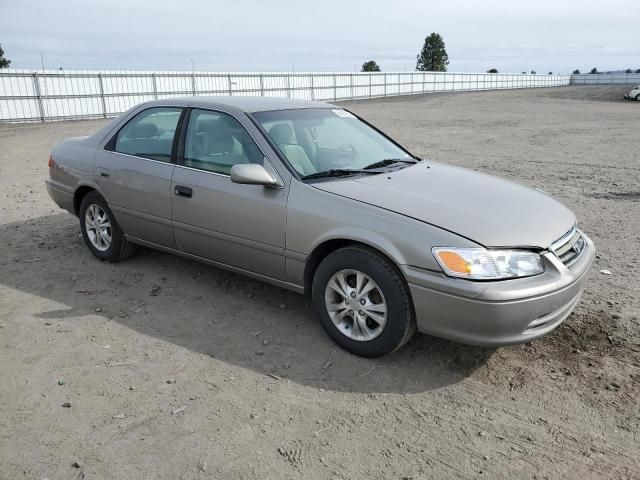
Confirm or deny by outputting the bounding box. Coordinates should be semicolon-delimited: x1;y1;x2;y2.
48;155;55;168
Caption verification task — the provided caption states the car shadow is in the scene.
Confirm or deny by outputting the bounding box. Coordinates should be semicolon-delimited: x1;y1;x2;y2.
0;213;494;394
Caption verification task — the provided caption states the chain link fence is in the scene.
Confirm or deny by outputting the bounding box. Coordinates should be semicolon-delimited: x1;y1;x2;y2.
0;70;571;123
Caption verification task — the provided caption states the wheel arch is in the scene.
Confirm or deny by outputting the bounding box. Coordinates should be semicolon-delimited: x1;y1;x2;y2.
73;185;97;216
302;233;409;297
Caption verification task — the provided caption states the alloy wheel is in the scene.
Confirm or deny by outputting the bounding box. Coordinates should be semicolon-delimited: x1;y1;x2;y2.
85;203;112;251
324;269;387;341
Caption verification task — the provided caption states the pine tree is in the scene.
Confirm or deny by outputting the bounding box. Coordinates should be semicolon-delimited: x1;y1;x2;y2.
361;60;381;72
416;33;449;72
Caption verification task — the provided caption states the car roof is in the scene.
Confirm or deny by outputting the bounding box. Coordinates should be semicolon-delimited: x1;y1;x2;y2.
143;96;337;113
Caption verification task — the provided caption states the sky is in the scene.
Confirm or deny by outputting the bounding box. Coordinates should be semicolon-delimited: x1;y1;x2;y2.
0;0;638;73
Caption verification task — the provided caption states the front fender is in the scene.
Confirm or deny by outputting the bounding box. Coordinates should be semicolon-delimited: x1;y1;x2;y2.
286;181;480;280
309;227;410;266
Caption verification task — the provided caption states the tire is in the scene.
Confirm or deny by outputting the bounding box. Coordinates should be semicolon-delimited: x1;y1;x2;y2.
311;246;416;357
636;94;640;102
79;191;135;262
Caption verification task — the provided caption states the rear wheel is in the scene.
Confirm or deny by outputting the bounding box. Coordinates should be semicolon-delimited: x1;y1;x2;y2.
79;191;135;262
311;246;416;357
636;94;640;102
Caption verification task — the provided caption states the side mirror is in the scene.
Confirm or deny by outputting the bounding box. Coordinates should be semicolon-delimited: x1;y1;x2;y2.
230;163;281;187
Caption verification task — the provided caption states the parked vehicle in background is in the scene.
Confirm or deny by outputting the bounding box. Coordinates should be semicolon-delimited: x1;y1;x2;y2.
623;85;640;100
46;96;595;358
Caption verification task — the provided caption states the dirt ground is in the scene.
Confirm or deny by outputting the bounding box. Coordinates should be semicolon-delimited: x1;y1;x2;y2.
1;86;639;480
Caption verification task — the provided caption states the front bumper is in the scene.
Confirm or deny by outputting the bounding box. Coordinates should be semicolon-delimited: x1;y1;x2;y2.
403;233;595;346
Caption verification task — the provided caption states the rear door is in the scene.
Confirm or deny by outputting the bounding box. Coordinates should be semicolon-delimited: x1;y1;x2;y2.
95;106;183;248
170;108;288;279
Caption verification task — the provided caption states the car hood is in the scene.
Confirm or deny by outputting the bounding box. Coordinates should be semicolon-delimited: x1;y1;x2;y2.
312;161;575;248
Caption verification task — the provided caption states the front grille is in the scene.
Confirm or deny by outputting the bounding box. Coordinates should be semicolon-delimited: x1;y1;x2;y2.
550;226;585;267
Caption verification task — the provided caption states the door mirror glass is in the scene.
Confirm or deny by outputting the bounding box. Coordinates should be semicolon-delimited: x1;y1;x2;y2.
230;163;281;187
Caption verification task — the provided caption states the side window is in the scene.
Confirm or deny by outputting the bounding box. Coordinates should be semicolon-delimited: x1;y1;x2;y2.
113;107;182;162
184;109;263;175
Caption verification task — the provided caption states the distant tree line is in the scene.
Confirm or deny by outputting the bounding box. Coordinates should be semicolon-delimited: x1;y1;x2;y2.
364;33;640;76
9;35;637;77
574;67;640;75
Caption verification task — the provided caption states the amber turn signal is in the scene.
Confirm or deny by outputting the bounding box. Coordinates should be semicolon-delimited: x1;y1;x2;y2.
434;250;472;274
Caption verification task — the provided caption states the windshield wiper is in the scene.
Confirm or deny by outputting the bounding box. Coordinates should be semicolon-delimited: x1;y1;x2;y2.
301;169;379;180
363;158;419;170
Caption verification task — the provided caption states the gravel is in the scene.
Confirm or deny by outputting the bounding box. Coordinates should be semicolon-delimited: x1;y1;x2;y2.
1;86;638;479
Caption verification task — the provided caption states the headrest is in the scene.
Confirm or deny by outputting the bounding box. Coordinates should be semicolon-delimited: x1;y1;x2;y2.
128;122;158;139
195;117;219;133
217;114;240;130
196;115;240;134
268;123;293;145
204;130;234;154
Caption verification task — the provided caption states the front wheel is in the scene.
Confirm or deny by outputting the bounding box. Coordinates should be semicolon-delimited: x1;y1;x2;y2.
636;94;640;102
79;191;135;262
311;246;416;357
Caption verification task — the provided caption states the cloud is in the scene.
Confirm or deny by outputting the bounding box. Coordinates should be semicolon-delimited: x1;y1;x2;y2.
1;0;638;72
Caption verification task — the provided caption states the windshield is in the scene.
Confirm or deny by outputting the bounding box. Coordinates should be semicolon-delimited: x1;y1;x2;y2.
252;108;414;178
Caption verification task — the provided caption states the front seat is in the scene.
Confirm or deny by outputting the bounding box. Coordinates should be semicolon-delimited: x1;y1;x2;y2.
268;123;315;176
189;128;249;174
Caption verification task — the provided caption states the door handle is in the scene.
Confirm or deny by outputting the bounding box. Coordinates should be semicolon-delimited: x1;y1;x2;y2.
97;167;110;178
174;185;193;198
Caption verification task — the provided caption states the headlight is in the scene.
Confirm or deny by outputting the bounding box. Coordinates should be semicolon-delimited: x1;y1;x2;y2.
432;247;545;280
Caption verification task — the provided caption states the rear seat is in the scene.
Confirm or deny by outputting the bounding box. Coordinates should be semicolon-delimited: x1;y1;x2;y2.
117;122;174;161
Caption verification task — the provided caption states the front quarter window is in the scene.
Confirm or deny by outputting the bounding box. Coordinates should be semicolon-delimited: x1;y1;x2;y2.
253;108;414;178
183;109;264;175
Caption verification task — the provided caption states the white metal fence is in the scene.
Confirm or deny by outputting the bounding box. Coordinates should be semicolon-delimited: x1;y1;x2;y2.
570;73;640;85
0;69;571;123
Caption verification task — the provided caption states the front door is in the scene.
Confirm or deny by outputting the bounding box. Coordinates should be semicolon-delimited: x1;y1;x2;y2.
95;106;183;248
171;108;288;279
